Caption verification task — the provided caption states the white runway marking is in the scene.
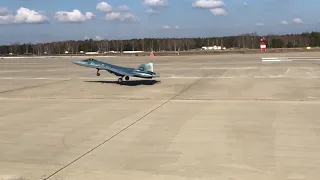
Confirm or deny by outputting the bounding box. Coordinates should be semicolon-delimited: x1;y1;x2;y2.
292;59;320;61
262;57;320;61
261;58;279;60
262;60;282;62
285;68;291;76
0;70;28;73
284;57;320;59
261;58;292;62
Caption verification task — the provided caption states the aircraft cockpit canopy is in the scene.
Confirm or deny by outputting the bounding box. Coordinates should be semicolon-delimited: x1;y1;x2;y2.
82;58;99;63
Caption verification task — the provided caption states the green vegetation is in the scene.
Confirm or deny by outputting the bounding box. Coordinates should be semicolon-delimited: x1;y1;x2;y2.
0;32;320;55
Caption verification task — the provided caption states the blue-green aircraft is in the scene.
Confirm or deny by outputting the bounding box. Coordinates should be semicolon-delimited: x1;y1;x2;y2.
73;58;160;83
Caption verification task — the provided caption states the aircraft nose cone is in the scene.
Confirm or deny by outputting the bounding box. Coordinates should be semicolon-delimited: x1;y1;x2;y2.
72;61;80;65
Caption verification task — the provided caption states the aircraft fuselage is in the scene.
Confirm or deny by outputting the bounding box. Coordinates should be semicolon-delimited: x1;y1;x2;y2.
73;58;160;80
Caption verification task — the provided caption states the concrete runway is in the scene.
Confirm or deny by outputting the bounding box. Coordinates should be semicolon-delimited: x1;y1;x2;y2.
0;52;320;180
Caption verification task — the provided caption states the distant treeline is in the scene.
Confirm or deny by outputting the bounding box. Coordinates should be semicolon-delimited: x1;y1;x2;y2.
1;32;320;55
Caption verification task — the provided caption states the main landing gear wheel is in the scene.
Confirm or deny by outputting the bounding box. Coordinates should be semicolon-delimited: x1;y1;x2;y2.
125;76;129;81
118;78;123;83
96;69;100;76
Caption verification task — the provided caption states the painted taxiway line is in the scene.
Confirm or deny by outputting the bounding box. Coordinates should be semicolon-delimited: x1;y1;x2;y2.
283;57;320;59
261;57;320;61
262;59;292;62
291;59;320;61
261;57;279;60
261;58;292;62
0;70;29;73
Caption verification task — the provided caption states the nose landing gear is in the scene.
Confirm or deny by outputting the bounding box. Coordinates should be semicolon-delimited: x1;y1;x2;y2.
96;69;100;76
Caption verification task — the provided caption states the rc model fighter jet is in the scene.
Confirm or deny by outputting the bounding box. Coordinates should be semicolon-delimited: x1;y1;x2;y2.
73;58;160;83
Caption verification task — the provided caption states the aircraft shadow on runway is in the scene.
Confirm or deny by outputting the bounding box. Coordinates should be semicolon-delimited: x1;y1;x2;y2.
84;80;161;86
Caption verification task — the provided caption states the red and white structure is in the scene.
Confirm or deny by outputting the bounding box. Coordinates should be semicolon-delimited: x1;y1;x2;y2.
260;37;267;51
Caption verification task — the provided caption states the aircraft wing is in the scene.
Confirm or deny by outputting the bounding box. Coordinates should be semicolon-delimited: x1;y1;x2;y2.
98;63;136;77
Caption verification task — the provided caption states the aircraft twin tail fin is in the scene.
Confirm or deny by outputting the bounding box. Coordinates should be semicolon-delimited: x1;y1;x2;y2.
137;63;153;72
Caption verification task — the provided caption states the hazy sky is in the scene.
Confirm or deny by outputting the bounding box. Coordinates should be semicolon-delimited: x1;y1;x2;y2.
0;0;319;44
